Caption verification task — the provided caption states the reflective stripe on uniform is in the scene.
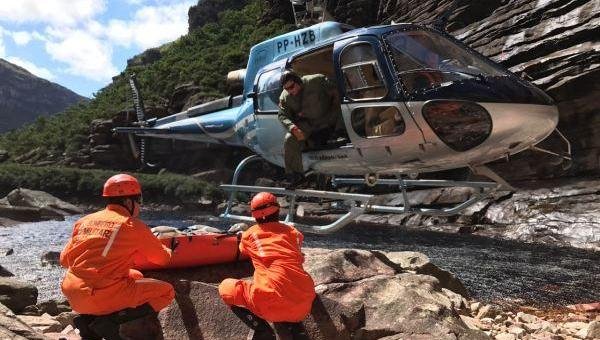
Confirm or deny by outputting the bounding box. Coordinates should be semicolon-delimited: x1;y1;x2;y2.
101;223;123;257
251;232;265;257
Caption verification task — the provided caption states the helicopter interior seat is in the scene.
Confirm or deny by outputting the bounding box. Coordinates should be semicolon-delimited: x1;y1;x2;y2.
361;105;405;138
365;106;402;137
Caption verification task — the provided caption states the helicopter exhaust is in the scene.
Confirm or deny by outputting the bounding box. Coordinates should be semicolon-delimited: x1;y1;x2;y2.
226;69;246;89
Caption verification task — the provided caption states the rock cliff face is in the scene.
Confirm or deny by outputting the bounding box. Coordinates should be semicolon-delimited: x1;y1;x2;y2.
0;59;86;133
188;0;250;32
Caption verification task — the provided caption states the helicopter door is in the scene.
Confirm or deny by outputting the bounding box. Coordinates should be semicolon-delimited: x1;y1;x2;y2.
334;39;427;171
252;67;287;167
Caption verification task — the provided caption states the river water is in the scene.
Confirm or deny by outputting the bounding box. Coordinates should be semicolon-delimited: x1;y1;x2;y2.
0;211;598;308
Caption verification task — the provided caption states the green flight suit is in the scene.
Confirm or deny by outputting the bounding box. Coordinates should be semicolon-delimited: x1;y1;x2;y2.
278;74;343;174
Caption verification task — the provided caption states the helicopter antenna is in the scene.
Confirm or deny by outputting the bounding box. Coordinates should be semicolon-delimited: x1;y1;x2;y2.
289;0;332;27
431;0;460;31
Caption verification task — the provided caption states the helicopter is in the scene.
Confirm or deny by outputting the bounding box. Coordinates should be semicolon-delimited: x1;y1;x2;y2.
115;20;571;234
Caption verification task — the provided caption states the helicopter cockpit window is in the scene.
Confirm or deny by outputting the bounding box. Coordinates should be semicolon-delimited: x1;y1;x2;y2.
256;69;283;112
340;43;387;100
351;106;405;138
383;30;509;94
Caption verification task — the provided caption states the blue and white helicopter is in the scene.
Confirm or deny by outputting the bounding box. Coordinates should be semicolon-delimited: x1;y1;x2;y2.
116;20;571;233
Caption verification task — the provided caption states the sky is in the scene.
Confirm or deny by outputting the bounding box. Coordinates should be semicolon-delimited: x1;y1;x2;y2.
0;0;197;98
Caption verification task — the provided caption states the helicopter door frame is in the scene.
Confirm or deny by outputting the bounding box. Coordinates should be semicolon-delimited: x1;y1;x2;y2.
333;36;427;172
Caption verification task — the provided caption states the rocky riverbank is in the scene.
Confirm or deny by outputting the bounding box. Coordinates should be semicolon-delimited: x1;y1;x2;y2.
0;180;598;339
228;177;600;252
1;249;599;340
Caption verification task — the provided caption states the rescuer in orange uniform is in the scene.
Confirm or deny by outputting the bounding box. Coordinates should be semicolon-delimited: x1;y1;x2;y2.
60;174;174;338
219;192;315;339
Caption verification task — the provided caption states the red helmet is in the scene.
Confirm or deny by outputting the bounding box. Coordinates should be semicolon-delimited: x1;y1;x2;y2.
102;174;141;197
250;192;279;219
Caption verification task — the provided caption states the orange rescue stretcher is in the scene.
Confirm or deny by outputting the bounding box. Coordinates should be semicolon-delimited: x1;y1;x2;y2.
133;228;247;270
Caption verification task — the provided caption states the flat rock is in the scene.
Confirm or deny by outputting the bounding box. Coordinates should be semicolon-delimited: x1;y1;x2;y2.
6;188;83;216
0;302;48;339
16;314;62;333
0;205;43;223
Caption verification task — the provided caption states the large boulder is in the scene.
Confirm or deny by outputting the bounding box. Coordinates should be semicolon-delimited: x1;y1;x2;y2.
145;248;488;339
143;261;254;339
301;249;484;339
167;83;202;114
382;251;469;297
0;278;38;314
6;188;83;217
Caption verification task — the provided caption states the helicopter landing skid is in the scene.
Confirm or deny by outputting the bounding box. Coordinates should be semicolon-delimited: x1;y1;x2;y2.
221;185;371;234
219;156;503;234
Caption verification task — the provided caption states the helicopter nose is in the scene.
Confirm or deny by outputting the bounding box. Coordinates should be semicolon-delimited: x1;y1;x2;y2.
419;100;558;156
483;102;559;153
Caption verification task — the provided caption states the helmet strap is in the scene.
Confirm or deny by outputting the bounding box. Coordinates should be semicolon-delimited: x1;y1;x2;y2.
113;199;135;217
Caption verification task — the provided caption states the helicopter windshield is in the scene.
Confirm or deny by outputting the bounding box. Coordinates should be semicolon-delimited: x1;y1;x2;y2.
383;29;509;95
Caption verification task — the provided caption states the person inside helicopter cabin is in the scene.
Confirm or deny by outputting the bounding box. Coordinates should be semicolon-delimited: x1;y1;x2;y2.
278;70;344;186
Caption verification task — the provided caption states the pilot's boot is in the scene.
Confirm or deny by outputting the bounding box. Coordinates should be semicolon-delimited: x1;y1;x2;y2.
73;314;102;340
284;172;309;189
230;306;275;340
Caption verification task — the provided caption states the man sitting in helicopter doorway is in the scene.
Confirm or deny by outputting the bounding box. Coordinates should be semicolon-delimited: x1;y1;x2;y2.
278;70;344;187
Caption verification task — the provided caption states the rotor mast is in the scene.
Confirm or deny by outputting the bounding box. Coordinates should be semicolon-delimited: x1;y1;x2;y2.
289;0;333;27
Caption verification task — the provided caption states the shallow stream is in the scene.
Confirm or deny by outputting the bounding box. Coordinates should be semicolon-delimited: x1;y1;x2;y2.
0;211;598;307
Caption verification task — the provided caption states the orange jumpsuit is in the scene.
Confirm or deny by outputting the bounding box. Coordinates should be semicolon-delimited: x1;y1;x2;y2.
218;222;315;322
60;204;174;315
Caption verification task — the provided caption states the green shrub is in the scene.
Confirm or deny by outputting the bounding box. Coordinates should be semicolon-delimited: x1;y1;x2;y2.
0;163;219;203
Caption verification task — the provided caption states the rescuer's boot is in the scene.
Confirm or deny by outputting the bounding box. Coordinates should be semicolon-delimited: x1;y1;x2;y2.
89;303;156;340
111;303;155;324
230;306;275;340
73;314;102;340
89;316;121;340
273;322;309;340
